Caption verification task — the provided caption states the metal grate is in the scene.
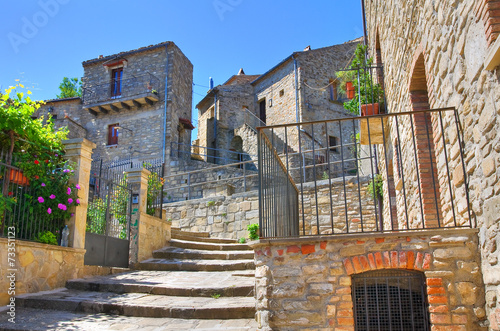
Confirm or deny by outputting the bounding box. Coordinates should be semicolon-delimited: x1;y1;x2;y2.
352;270;430;331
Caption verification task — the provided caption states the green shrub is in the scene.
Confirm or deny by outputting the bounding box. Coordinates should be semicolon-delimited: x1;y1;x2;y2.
35;230;58;245
247;223;259;241
207;201;215;207
367;174;383;201
238;237;246;244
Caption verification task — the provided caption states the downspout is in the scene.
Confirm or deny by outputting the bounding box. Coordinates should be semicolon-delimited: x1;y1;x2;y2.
361;0;368;46
213;90;218;161
162;45;169;163
293;54;300;123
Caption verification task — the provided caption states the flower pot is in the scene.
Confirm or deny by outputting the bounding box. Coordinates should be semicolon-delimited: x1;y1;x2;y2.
346;82;355;99
361;103;380;116
9;169;29;185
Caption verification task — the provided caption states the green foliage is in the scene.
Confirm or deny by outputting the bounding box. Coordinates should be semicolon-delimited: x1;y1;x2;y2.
0;84;67;163
247;223;259;241
336;44;384;115
111;175;130;239
35;230;58;245
367;174;383;201
222;212;227;217
57;77;82;98
238;237;246;244
0;195;16;216
16;153;80;223
207;200;215;207
144;166;164;216
322;171;329;180
87;197;107;234
211;293;221;299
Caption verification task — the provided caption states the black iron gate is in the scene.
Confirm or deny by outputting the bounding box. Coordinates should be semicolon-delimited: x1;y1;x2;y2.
352;269;430;331
84;173;132;268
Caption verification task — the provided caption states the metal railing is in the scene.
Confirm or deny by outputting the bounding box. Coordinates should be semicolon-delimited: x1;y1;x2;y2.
172;142;257;168
257;107;473;238
90;158;164;219
163;159;259;202
244;108;266;133
0;154;64;243
258;132;299;237
82;73;161;106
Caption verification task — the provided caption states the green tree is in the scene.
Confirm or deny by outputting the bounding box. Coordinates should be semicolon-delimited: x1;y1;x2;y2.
0;84;67;166
57;77;82;98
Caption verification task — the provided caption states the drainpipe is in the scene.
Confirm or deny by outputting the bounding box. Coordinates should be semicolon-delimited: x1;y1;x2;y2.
293;54;300;123
361;0;368;46
213;90;218;161
162;45;169;163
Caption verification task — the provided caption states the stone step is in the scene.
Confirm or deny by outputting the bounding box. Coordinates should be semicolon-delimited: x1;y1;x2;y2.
136;258;255;271
172;232;238;244
171;227;210;238
0;307;259;330
66;270;254;297
16;288;256;319
153;246;255;260
170;238;252;251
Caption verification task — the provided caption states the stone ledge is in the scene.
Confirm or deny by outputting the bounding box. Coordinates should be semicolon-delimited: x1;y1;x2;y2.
0;237;86;254
252;227;479;248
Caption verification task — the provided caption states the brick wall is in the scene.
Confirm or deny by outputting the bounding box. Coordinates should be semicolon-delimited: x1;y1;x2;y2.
253;229;485;330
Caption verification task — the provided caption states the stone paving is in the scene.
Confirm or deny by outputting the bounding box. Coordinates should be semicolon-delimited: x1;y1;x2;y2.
0;307;258;330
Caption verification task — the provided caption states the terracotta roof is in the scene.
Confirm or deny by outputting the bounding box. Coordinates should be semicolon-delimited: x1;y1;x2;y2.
82;41;171;66
179;117;195;130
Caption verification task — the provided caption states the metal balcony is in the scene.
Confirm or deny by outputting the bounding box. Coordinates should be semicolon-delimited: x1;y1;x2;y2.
82;73;161;115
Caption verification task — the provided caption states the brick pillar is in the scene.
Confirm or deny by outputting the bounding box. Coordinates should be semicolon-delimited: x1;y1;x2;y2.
62;138;96;249
125;168;150;265
410;92;442;228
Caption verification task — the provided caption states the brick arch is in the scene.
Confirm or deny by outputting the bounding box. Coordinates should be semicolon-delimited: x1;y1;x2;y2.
343;250;432;275
407;49;442;229
475;0;500;47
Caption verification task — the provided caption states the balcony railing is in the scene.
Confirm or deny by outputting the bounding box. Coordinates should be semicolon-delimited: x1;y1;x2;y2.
82;73;161;109
257;107;473;238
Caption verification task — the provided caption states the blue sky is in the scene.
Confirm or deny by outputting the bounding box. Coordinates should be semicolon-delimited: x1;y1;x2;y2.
0;0;362;135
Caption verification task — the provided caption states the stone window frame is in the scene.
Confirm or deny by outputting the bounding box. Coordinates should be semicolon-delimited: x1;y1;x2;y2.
107;123;119;146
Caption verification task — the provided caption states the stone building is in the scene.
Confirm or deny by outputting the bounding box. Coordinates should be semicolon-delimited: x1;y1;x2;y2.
361;0;500;329
38;41;194;164
195;40;361;179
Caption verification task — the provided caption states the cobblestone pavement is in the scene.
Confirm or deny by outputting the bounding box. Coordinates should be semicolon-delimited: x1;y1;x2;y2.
0;307;258;330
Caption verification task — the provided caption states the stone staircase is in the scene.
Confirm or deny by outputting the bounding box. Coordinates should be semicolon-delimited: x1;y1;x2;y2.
0;229;258;330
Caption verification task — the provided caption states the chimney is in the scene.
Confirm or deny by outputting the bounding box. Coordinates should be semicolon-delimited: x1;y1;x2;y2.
303;46;311;51
237;68;245;75
98;55;103;59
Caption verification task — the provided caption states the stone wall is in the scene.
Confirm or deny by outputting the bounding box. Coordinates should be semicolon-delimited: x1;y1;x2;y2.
253;229;486;330
164;191;259;240
136;213;171;263
0;238;126;306
165;175;377;239
364;1;500;327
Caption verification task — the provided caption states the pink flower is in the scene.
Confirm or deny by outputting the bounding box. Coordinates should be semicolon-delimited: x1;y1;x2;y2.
75;184;81;190
41;183;46;187
37;197;44;203
67;187;71;195
47;208;52;214
68;198;73;204
71;213;74;217
76;199;80;204
57;203;67;211
49;194;56;199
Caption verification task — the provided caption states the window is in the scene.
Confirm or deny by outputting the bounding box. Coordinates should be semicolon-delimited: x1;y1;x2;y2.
329;136;339;153
352;270;430;331
329;80;338;101
108;124;119;145
111;68;123;98
279;89;284;97
259;99;266;124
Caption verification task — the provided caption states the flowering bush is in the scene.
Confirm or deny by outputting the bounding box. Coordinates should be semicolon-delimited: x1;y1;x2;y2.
16;151;80;222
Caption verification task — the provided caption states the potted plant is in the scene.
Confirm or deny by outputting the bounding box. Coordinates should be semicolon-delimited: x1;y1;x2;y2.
336;44;384;116
337;44;387;144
